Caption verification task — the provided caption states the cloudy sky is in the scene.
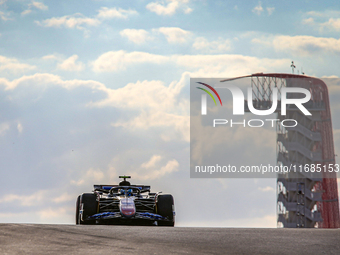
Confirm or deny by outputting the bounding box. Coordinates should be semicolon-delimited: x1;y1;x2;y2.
0;0;340;227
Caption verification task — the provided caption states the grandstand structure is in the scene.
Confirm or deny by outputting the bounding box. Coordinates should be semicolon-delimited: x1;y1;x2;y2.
222;73;340;228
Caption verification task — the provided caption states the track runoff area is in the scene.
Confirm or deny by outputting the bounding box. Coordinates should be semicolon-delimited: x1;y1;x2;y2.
1;224;339;254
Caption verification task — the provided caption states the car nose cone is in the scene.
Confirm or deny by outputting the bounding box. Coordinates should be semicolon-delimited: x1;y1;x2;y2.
120;198;136;218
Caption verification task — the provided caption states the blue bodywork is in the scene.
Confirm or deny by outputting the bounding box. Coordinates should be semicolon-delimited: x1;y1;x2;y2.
88;211;167;221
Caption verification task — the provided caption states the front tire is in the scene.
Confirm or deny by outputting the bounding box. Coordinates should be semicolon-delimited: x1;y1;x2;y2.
79;193;98;225
76;195;81;224
156;194;175;226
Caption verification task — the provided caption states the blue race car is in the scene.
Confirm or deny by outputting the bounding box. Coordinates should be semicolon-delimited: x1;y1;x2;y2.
76;176;175;226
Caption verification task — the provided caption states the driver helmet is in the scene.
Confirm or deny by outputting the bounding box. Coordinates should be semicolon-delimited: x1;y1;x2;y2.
120;189;125;195
127;189;133;196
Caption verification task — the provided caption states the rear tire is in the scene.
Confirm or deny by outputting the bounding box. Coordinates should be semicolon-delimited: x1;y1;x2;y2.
79;193;98;225
156;194;175;226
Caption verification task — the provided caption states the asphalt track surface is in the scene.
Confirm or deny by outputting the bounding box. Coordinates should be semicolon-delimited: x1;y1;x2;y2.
0;224;339;255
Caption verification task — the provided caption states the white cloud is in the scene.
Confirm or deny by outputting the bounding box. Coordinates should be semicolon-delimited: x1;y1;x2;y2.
302;16;339;31
38;207;72;222
0;71;188;141
267;7;275;16
0;70;183;143
252;35;340;56
0;122;10;136
320;18;340;31
322;75;339;78
71;168;105;186
154;27;192;43
0;52;290;147
52;192;74;203
302;10;340;32
146;0;191;16
184;7;192;14
0;73;106;91
0;190;47;206
251;37;272;47
252;1;263;16
36;7;136;28
93;78;184;110
0;188;75;223
97;7;137;19
112;111;189;142
105;154;180;183
35;7;137;36
0;55;36;73
193;37;232;53
22;1;48;16
0;10;11;21
105;72;189;141
273;35;340;55
258;186;275;192
119;27;192;44
31;1;48;11
57;55;85;72
92;49;289;77
174;54;288;77
92;50;168;72
21;10;32;16
0;121;24;136
141;155;162;169
302;17;315;25
105;70;189;141
35;13;101;31
17;122;23;134
120;29;152;44
41;54;61;61
136;158;179;180
306;10;340;18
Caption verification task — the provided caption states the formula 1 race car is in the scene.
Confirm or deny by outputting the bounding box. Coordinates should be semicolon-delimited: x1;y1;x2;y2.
75;176;175;226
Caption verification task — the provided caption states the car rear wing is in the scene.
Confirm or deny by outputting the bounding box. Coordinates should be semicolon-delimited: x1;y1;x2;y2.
94;185;151;193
